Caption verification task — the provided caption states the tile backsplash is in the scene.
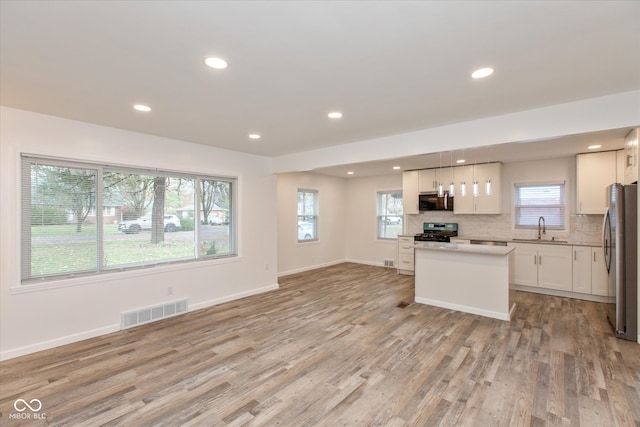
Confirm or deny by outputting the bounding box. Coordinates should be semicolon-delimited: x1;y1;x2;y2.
407;212;603;244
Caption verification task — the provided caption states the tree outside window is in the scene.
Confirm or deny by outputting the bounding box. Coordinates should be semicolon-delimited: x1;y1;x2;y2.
297;189;318;242
377;191;403;239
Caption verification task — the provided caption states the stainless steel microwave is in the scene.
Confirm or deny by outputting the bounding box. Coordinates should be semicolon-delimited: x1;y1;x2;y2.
419;192;454;211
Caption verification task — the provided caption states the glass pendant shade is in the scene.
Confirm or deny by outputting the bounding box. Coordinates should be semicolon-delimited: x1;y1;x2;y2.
449;182;455;197
485;179;492;196
472;181;479;197
460;181;466;197
437;182;444;197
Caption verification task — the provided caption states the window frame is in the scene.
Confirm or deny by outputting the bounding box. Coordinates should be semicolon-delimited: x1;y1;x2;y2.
376;190;403;240
513;181;567;230
297;189;318;243
21;154;237;284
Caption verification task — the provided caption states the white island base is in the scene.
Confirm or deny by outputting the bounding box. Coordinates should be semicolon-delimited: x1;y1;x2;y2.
414;243;516;321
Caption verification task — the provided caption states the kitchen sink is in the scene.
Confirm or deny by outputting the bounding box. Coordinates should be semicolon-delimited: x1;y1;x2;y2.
511;238;568;244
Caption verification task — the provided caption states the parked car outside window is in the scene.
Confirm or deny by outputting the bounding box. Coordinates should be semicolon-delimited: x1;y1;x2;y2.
118;214;181;234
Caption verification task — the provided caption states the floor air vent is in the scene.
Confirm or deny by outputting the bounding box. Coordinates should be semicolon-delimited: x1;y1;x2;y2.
384;259;395;267
121;299;188;329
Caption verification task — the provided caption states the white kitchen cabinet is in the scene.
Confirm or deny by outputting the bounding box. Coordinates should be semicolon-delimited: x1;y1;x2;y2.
397;236;415;274
474;163;502;214
453;163;502;214
590;247;609;296
511;243;539;287
617;150;625;183
402;171;419;215
624;127;638;184
572;246;609;296
418;169;437;192
418;167;455;193
509;243;572;291
572;246;592;294
576;151;616;214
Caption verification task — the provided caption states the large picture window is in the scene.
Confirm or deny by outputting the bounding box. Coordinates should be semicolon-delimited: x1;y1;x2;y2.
514;182;566;229
21;155;236;283
377;191;403;239
297;189;318;242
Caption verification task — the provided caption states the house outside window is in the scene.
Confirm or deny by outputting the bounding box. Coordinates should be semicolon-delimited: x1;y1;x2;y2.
21;155;236;283
514;182;566;229
377;191;403;239
297;189;318;242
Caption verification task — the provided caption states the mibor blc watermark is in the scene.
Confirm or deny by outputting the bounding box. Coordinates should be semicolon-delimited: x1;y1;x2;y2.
9;399;46;420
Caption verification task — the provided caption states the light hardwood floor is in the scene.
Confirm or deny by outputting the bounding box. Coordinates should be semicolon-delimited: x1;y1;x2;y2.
1;263;639;426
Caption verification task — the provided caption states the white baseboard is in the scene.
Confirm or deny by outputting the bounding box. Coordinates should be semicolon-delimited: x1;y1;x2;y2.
414;296;510;321
278;258;397;278
1;283;280;361
278;259;347;277
189;283;279;311
0;324;120;361
510;284;609;303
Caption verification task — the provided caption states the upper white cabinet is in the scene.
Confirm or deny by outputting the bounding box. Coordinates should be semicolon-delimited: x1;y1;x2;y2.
453;163;502;215
418;167;454;193
624;127;638;184
402;170;420;215
576;151;616;214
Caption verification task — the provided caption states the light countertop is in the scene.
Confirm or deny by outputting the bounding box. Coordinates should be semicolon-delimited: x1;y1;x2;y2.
414;241;514;256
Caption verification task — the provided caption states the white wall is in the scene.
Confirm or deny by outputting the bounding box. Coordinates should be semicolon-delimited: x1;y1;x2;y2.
345;173;403;266
0;107;279;360
277;172;347;275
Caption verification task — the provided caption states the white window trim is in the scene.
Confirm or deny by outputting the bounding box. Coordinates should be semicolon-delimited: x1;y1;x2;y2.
376;189;403;241
297;189;318;243
511;180;569;232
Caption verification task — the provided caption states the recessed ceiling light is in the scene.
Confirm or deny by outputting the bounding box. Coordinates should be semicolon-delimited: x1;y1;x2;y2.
204;57;228;69
249;134;261;140
393;166;401;170
328;112;343;119
133;104;151;112
471;67;494;79
588;145;602;150
347;171;354;175
456;159;466;164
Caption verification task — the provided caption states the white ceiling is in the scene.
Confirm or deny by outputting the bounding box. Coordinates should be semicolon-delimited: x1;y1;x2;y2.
1;1;639;171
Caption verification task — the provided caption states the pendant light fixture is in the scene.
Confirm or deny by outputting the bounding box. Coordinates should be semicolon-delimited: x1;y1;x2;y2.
448;152;455;197
437;152;444;197
472;148;479;197
485;145;492;196
460;149;467;197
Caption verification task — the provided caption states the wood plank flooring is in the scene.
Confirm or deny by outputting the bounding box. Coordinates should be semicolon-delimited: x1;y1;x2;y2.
1;263;639;426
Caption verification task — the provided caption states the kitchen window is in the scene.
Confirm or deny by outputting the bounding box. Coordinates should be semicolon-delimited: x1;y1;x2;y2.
21;155;236;283
297;189;318;242
514;182;566;229
377;191;403;239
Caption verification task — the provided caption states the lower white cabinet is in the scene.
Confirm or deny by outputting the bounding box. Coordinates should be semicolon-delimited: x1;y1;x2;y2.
510;243;573;291
573;246;609;296
397;236;415;274
512;243;609;298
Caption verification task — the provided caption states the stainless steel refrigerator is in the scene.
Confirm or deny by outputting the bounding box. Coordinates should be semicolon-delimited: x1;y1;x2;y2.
603;183;637;341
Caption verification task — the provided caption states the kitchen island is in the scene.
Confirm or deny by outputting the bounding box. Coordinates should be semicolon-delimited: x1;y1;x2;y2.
414;242;516;321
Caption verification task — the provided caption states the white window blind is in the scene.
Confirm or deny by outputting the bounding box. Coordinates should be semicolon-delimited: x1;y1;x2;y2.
514;182;566;229
21;154;236;283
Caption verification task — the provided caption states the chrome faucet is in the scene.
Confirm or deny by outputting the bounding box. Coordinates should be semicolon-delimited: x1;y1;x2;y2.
538;216;546;239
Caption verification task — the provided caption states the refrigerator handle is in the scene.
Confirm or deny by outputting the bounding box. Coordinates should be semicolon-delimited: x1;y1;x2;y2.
602;207;611;273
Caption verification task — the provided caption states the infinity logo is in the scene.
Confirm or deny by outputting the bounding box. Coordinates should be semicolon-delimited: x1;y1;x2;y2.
13;399;42;412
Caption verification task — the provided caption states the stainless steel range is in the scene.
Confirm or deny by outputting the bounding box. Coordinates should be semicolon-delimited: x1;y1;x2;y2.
414;222;458;242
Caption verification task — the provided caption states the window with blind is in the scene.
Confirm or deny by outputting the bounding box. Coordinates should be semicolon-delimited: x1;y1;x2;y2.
514;182;566;229
21;155;236;283
297;189;318;242
377;191;403;239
